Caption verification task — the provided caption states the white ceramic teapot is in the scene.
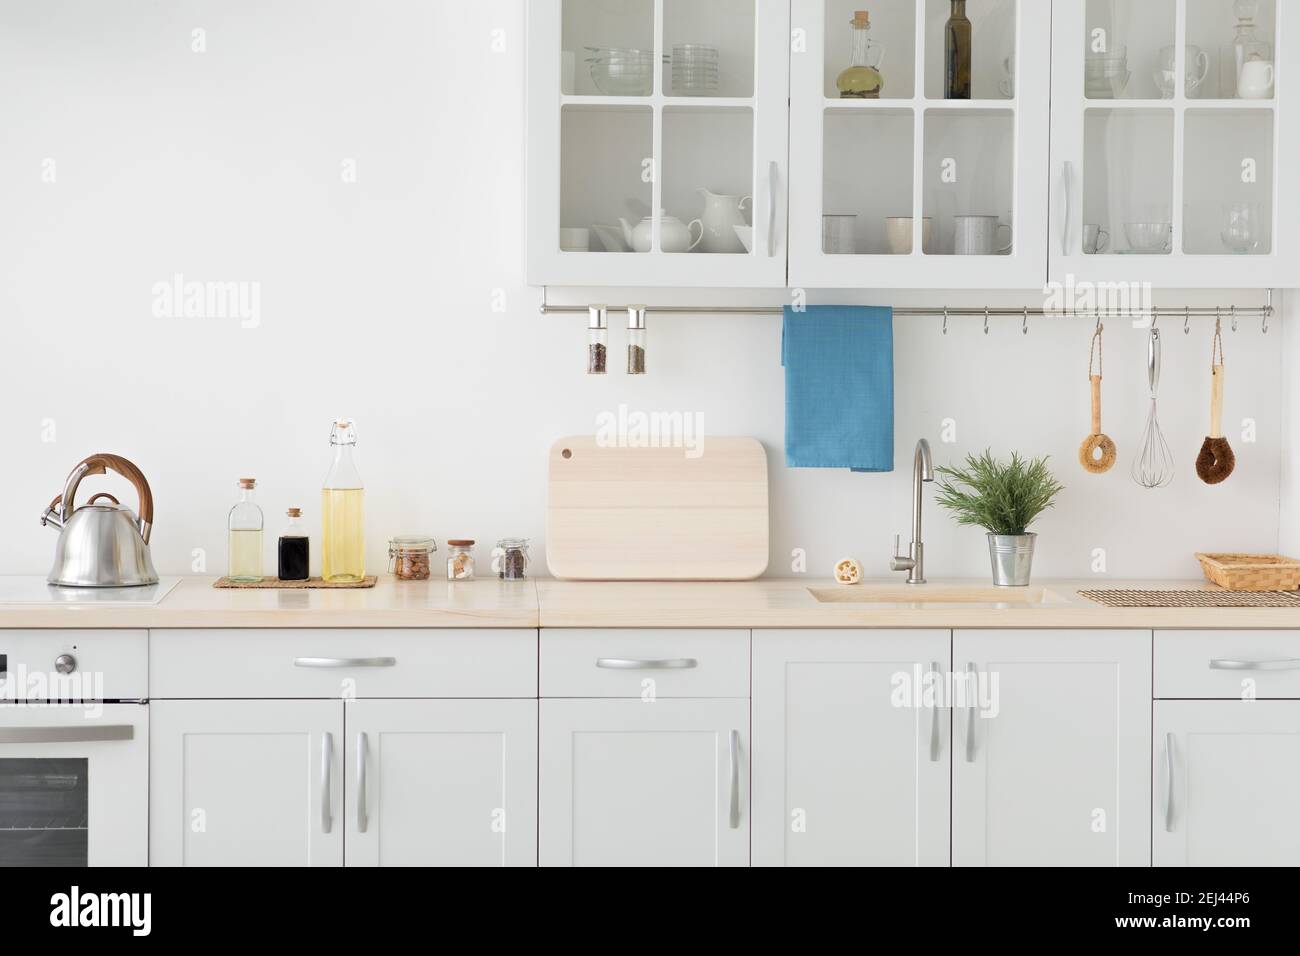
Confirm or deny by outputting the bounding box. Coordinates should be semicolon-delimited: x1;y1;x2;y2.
618;212;704;253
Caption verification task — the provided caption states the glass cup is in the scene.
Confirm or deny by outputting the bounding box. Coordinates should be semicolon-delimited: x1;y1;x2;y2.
1221;202;1262;254
1083;224;1110;254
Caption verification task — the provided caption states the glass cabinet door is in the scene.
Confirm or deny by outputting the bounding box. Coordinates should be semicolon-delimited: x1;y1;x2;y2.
788;0;1051;289
527;0;790;287
1049;0;1295;287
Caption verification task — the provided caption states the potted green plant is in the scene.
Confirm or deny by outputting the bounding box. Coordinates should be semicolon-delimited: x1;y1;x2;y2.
933;450;1065;587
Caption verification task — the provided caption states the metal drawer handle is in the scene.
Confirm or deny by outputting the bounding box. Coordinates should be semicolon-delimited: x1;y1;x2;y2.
595;658;698;670
728;729;741;829
321;732;333;835
928;661;942;762
1164;732;1176;833
0;725;134;744
964;662;977;763
1209;658;1300;671
356;732;368;834
293;657;396;668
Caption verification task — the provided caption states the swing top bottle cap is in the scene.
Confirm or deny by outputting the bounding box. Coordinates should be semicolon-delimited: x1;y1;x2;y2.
329;419;357;445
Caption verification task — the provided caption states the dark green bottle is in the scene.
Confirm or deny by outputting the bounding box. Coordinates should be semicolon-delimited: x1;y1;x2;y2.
945;0;972;99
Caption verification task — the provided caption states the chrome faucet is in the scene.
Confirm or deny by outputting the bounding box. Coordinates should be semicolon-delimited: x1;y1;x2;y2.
890;439;935;585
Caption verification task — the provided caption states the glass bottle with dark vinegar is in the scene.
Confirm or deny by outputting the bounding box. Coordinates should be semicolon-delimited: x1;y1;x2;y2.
945;0;972;99
278;507;311;581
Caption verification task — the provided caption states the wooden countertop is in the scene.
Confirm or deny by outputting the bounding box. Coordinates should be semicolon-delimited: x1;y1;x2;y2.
3;576;1300;629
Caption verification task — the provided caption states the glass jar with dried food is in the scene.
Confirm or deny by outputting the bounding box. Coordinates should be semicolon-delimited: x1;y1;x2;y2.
388;536;437;581
492;537;530;581
587;305;608;375
446;539;476;581
627;305;646;375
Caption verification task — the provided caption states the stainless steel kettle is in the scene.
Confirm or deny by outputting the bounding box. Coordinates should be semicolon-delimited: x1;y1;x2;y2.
40;454;158;587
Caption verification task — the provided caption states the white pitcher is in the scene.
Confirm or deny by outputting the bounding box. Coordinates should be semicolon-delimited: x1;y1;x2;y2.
697;187;751;253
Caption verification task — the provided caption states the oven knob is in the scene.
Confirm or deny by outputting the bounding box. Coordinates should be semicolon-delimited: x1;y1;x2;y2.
55;654;77;674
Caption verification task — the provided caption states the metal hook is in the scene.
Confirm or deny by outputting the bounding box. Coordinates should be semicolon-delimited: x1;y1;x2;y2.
1231;305;1238;333
983;306;989;336
1184;307;1190;335
942;306;949;336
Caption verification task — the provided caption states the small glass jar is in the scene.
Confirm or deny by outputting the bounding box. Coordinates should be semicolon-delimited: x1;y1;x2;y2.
492;537;530;581
446;539;476;581
627;305;646;375
587;305;608;375
388;536;437;580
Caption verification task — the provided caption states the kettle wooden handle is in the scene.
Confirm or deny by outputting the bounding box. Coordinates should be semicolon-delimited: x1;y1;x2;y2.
60;454;155;543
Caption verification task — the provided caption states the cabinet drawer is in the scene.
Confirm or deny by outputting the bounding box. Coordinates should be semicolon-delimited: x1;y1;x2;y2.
0;629;147;700
1156;631;1300;698
151;629;537;698
541;630;748;698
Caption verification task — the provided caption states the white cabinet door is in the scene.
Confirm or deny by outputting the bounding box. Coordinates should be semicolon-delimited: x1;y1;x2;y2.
540;698;749;866
1155;700;1300;866
526;0;789;287
752;630;950;867
788;0;1051;288
150;700;343;866
1049;0;1299;287
344;700;537;867
952;630;1151;867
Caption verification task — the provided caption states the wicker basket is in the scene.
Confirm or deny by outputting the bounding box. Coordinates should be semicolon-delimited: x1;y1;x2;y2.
1195;553;1300;592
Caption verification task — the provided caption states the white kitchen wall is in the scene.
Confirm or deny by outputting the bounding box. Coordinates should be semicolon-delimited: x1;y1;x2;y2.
0;0;1288;582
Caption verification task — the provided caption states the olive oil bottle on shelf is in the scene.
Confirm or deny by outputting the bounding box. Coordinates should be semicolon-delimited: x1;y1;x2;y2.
321;419;365;583
836;10;884;99
945;0;972;99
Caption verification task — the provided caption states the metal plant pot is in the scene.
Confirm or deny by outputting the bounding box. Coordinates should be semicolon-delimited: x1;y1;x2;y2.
988;533;1036;587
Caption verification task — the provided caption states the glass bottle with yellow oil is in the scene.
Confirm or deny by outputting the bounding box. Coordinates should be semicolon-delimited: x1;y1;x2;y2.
227;478;264;582
837;10;884;99
322;419;365;582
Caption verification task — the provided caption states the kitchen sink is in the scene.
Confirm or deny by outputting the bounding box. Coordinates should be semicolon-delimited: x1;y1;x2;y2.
807;585;1066;606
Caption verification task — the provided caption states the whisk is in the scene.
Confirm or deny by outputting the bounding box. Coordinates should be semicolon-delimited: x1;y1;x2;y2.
1132;327;1174;488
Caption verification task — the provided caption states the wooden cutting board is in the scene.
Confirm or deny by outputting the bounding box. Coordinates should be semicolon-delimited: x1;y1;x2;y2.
546;436;769;580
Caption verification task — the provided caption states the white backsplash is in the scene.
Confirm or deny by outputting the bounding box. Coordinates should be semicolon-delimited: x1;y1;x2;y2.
0;0;1288;581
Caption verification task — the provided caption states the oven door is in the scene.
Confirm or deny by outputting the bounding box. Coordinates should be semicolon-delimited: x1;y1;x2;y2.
0;703;148;866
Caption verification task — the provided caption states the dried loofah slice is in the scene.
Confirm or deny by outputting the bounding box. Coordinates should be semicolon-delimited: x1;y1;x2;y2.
1196;436;1235;484
1079;433;1117;474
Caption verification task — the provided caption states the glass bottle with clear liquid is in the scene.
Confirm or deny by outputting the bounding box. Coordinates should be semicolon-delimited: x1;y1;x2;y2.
837;10;884;99
322;420;365;583
228;478;264;583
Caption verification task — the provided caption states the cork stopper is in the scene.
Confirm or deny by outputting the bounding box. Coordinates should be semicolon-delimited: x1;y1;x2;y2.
238;478;256;489
287;507;302;517
851;10;870;28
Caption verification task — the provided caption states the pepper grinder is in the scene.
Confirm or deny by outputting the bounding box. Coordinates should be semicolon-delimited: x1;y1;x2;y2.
627;305;647;375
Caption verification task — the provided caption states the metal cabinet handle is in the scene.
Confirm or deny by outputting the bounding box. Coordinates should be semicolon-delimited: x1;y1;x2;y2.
928;661;942;762
0;725;134;744
964;663;978;763
595;658;698;670
1164;732;1176;833
321;732;333;835
766;160;779;257
1209;658;1300;671
356;732;368;833
1061;161;1074;254
728;729;741;829
293;657;396;668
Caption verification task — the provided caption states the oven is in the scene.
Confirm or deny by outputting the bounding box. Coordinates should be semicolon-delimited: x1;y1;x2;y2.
0;630;148;866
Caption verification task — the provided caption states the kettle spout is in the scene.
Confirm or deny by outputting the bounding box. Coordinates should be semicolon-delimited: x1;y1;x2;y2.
41;507;64;531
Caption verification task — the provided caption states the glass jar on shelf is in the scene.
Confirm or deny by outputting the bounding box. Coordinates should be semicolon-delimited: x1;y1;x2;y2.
388;536;437;581
446;539;476;580
492;538;530;581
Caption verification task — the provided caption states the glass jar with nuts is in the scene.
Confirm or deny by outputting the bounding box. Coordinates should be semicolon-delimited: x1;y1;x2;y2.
388;536;437;581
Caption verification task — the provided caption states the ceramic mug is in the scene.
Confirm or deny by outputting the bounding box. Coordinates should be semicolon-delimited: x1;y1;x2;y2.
885;216;933;254
1238;59;1275;99
953;215;1012;255
1083;224;1110;255
559;227;590;252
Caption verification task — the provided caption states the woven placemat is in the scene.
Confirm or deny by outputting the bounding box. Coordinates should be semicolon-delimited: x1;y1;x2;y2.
1080;589;1300;608
214;576;378;589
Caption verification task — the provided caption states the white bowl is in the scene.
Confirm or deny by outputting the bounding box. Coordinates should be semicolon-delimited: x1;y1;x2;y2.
733;225;753;253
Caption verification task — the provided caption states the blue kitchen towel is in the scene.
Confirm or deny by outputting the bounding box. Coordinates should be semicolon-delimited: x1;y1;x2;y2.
782;305;894;472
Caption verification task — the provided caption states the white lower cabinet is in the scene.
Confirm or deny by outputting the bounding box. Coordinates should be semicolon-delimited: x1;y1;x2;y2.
150;699;343;867
344;699;537;867
752;630;950;867
1154;701;1300;867
952;630;1151;867
539;699;749;867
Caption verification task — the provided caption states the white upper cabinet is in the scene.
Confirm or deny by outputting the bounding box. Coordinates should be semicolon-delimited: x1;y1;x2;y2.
788;0;1051;288
1049;0;1297;287
526;0;790;287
